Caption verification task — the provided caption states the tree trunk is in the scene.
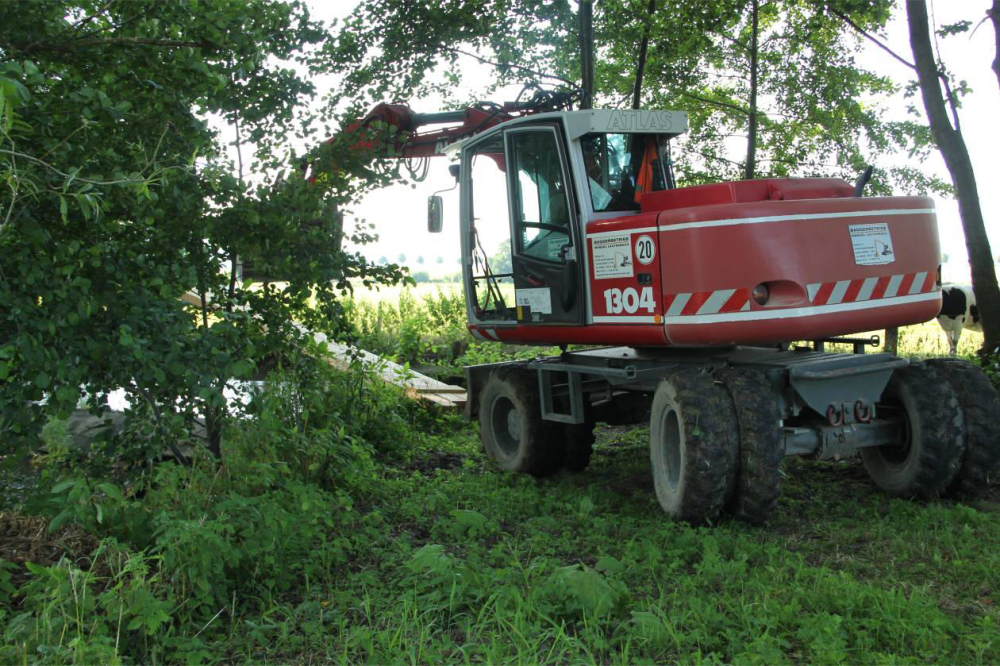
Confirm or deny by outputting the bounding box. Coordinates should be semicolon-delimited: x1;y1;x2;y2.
632;0;656;109
884;327;899;355
579;0;594;110
990;0;1000;91
907;0;1000;355
744;0;759;180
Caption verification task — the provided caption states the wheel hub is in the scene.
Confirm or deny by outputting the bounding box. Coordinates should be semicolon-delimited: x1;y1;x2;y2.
490;395;522;459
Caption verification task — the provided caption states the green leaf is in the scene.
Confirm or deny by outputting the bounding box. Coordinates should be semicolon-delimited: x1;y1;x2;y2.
34;372;51;389
51;480;76;494
98;482;125;503
0;362;9;380
56;385;78;404
48;510;73;533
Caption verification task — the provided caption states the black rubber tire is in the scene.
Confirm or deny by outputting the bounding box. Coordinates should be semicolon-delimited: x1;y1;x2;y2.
562;421;596;473
478;368;563;477
861;363;965;498
927;358;1000;500
649;369;739;523
719;369;784;524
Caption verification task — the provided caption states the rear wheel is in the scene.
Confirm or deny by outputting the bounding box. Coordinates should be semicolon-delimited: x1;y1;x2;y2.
719;369;784;524
478;369;563;477
861;363;965;498
927;358;1000;500
649;369;739;523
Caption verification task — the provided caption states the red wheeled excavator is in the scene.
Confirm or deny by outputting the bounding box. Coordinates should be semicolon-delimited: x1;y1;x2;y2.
314;89;1000;524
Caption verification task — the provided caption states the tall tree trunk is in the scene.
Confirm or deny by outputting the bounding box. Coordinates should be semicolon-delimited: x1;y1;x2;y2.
744;0;759;180
579;0;594;110
907;0;1000;354
632;0;656;109
885;327;899;355
990;0;1000;91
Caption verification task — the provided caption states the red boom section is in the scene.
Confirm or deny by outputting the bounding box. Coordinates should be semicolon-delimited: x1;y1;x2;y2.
337;102;524;159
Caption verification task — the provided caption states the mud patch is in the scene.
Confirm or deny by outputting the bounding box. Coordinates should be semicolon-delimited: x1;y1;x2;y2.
0;513;102;588
406;451;467;474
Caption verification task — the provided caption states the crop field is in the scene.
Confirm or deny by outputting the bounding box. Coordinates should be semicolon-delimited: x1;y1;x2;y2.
2;288;997;664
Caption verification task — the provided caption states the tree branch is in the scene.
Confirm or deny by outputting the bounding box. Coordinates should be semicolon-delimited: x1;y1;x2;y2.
830;8;917;70
830;7;961;129
0;148;186;185
68;0;118;37
1;37;206;54
441;46;576;86
632;0;656;109
678;91;748;116
991;0;1000;91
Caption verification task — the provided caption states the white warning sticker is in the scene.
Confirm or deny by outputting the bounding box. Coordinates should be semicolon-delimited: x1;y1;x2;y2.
515;287;552;314
849;223;895;266
591;234;634;279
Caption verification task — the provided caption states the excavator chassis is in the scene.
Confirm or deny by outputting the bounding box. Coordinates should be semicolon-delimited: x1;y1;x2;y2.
465;346;998;523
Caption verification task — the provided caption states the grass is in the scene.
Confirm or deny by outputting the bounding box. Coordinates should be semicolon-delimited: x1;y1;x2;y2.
160;423;1000;662
3;289;997;664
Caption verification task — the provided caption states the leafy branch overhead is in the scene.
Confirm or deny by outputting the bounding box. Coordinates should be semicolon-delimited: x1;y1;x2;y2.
327;0;949;196
0;0;408;444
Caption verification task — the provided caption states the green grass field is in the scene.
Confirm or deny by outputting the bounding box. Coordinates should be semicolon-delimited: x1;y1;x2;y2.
2;285;996;664
214;424;1000;664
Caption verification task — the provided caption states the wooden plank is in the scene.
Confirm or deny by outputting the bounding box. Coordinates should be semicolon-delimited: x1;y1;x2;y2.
303;327;467;410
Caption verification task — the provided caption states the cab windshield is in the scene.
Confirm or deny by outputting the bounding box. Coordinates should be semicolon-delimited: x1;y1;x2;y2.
580;133;675;212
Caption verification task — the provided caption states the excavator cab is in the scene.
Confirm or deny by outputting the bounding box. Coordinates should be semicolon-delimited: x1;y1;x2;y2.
458;110;686;342
462;123;584;328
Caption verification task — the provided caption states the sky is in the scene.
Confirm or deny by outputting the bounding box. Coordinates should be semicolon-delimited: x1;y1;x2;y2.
302;0;1000;282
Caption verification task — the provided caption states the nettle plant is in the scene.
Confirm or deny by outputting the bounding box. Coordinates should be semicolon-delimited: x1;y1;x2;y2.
0;0;410;452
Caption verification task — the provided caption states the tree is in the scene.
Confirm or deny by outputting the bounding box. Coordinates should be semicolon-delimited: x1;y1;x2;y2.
398;253;407;263
436;256;444;264
417;255;425;264
379;255;389;264
990;0;1000;90
596;0;946;193
907;0;1000;353
490;242;512;274
0;0;407;448
331;1;946;196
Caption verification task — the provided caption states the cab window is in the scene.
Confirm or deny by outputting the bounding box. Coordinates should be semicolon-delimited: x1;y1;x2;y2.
581;132;675;212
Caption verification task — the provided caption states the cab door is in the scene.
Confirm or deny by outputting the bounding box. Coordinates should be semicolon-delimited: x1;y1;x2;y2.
504;125;584;325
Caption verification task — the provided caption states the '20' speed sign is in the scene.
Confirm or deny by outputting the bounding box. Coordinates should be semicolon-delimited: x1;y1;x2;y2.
635;235;655;265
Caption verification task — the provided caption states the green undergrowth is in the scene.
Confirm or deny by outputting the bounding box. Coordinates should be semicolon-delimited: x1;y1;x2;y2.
3;365;1000;664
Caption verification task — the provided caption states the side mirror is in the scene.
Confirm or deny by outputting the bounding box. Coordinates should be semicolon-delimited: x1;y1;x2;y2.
448;164;460;180
427;195;443;233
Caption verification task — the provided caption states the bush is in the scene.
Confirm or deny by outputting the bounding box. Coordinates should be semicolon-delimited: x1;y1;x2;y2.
0;352;441;662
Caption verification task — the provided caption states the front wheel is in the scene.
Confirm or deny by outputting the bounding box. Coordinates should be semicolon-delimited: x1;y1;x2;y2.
649;369;739;523
861;363;965;498
478;369;562;477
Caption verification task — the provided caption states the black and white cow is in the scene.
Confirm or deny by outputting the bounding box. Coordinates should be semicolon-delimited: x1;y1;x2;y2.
937;284;981;356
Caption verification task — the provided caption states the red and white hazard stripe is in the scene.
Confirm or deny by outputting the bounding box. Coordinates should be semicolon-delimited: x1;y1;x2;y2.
663;271;939;324
664;289;752;317
807;271;932;306
469;326;501;341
